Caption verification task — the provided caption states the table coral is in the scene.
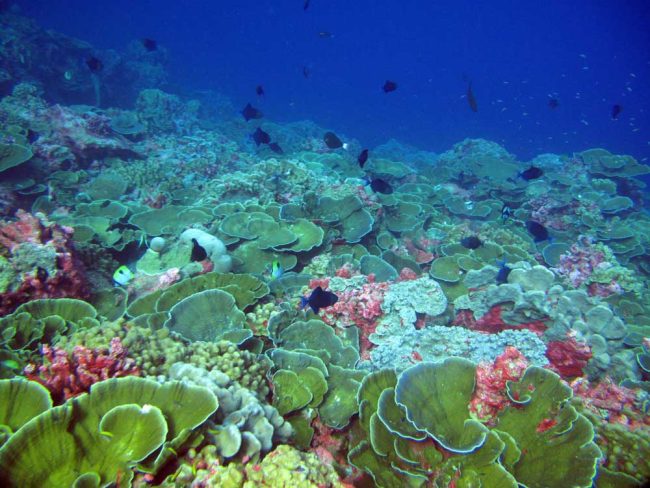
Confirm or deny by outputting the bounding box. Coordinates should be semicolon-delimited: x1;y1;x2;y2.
24;337;139;403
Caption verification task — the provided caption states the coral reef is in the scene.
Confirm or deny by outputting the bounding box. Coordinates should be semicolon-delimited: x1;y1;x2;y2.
0;210;89;316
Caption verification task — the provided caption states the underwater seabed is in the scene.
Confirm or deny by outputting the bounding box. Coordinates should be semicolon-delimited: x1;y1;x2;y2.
0;15;649;488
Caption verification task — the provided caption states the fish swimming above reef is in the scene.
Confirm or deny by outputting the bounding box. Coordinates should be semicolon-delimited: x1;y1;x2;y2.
304;0;310;10
324;131;343;149
460;235;482;249
495;259;512;284
611;104;622;119
358;148;369;168
268;142;284;154
501;203;511;222
319;31;333;38
86;56;103;73
466;81;478;112
113;265;134;286
300;286;339;314
525;220;550;242
256;85;265;96
190;238;208;261
518;166;544;181
242;103;263;121
270;260;284;280
383;80;398;93
141;38;157;51
303;66;311;78
367;177;393;194
252;127;271;146
548;98;559;109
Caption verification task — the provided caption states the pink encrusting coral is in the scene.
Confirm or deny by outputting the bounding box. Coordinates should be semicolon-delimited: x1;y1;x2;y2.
24;338;140;403
554;235;608;288
545;335;592;378
32;104;141;168
571;377;649;429
0;210;89;316
319;280;388;360
470;347;529;423
453;305;547;335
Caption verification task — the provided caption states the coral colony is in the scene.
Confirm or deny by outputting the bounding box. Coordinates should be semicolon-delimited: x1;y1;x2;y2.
0;6;649;488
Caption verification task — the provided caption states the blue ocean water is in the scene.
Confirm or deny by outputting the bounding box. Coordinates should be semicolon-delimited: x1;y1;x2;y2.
19;0;650;161
1;1;650;486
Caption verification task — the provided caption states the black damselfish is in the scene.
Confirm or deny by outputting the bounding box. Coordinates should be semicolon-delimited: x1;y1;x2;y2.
525;220;550;242
300;286;338;314
358;149;369;168
460;235;482;249
190;238;208;262
368;178;393;194
142;38;157;51
86;56;103;73
269;142;284;154
324;131;343;149
256;85;265;96
252;127;271;146
519;166;544;180
242;103;263;122
383;80;397;93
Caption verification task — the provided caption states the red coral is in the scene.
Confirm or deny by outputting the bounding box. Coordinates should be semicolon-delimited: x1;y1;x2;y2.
33;104;141;168
453;305;547;335
24;338;140;404
470;346;529;423
0;209;43;251
571;377;648;429
0;211;89;316
545;337;591;378
320;281;388;360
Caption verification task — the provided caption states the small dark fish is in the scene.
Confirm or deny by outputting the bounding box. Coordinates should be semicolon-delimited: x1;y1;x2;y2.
252;127;271;146
86;56;103;73
383;80;398;93
466;81;477;112
256;85;265;96
519;166;544;181
141;38;157;51
300;286;339;314
323;131;343;149
611;104;622;119
548;98;559;109
319;31;333;38
460;235;482;250
368;178;393;194
495;260;512;284
302;66;311;78
358;149;369;168
241;103;263;121
190;238;208;261
303;0;310;10
36;266;48;283
269;142;284;154
501;203;511;222
100;200;111;208
525;220;550;242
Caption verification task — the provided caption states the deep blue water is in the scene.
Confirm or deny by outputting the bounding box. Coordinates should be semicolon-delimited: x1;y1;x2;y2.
19;0;650;161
